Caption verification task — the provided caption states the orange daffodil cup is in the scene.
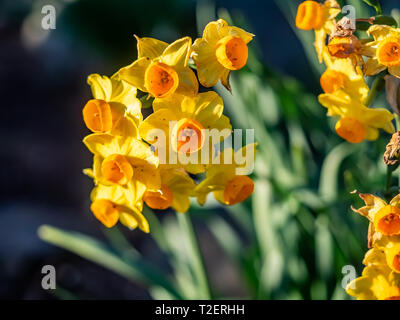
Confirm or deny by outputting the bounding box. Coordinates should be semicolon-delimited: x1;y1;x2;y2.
81;19;256;232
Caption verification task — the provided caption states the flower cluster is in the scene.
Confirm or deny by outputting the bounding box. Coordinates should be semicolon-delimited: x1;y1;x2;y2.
347;193;400;300
81;19;256;232
296;0;396;144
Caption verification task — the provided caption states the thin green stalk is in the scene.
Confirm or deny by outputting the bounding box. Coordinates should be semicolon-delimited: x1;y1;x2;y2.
386;166;393;193
394;114;400;188
176;212;212;299
365;73;385;107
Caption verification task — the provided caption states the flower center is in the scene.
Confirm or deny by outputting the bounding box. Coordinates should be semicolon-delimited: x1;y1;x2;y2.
145;62;179;98
377;38;400;67
393;253;400;273
83;99;113;132
172;118;205;154
320;69;346;93
224;175;255;205
101;154;133;185
335;117;366;143
374;205;400;235
295;1;323;30
144;185;174;210
216;36;248;70
327;35;360;58
385;296;400;300
90;199;120;228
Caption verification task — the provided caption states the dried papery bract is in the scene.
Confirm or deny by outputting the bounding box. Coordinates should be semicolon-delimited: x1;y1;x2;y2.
384;131;400;166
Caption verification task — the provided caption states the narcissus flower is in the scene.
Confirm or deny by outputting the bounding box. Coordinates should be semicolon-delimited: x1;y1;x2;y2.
192;19;254;91
90;183;149;232
320;55;369;100
363;25;400;78
346;263;400;300
195;144;256;206
295;0;341;62
83;133;161;197
143;167;196;213
352;193;400;237
318;90;394;143
83;73;142;136
139;91;231;173
375;237;400;274
119;36;198;98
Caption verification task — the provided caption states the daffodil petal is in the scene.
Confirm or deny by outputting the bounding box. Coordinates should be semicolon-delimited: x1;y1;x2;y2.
87;74;112;100
83;133;118;158
363;248;386;266
225;26;254;44
135;35;168;60
192;91;224;126
118;57;151;92
388;65;400;78
139;108;177;143
110;112;139;138
192;38;225;87
175;66;199;96
119;207;149;233
220;69;231;92
202;19;227;45
161;37;192;67
314;28;326;63
152;93;185;113
364;58;387;76
367;25;394;41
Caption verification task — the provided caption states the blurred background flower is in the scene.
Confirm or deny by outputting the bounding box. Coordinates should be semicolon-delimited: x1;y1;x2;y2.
1;0;400;299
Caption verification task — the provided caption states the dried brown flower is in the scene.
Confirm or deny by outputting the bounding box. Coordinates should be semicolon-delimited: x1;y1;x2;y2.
383;131;400;166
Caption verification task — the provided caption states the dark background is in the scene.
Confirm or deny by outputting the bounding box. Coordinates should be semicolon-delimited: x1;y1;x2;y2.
1;0;398;299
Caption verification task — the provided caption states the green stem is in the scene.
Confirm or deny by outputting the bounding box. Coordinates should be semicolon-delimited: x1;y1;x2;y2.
395;114;400;188
176;212;212;299
365;73;385;107
386;166;393;193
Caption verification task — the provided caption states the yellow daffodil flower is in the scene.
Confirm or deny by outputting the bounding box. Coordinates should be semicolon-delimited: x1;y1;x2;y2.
363;25;400;78
139;91;231;174
295;0;341;63
352;193;400;237
373;236;400;274
347;247;400;300
318;89;394;143
192;19;254;91
90;183;149;232
119;36;198;99
143;167;196;213
82;73;142;136
346;263;400;300
83;133;161;198
320;54;369;101
195;144;256;206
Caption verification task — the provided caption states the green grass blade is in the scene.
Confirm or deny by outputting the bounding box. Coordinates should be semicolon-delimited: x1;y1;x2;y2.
38;224;183;299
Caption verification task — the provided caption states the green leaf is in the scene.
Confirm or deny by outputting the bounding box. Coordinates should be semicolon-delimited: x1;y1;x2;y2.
315;215;334;280
374;15;398;28
356;20;373;31
362;0;382;15
318;142;359;203
38;225;183;299
139;95;154;109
